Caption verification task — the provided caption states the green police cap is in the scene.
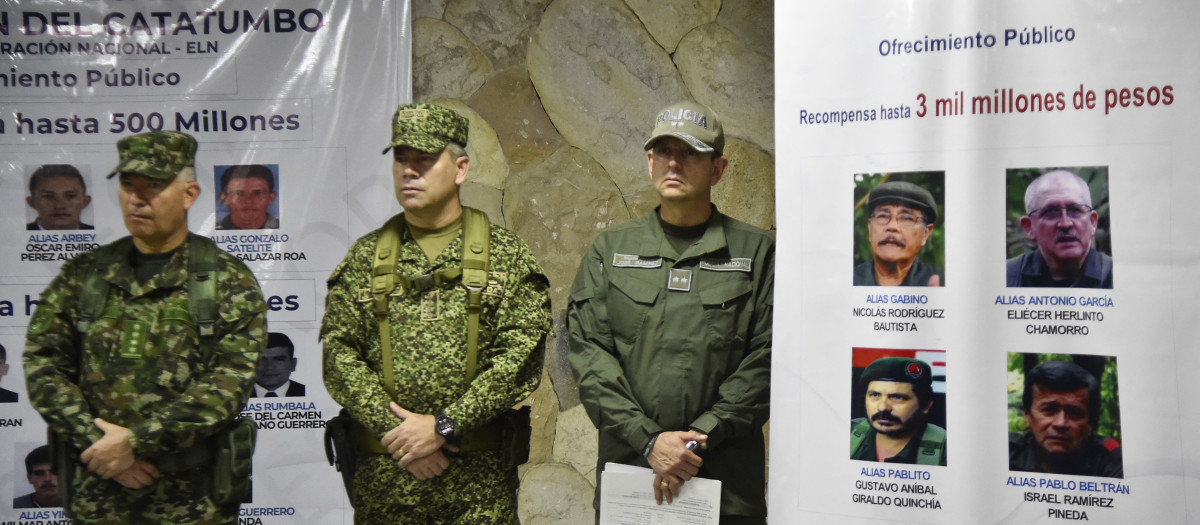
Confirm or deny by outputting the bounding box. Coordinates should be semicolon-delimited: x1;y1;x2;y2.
859;357;933;391
644;101;724;155
867;181;938;224
382;103;469;155
107;131;197;180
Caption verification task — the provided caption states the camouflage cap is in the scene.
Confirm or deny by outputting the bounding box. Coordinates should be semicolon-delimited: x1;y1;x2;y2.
859;357;933;392
382;103;469;155
867;181;938;224
643;101;724;155
107;131;197;180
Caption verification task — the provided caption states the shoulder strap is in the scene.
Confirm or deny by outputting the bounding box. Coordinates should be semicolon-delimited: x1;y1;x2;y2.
371;209;492;399
372;214;407;402
849;418;872;455
459;206;490;385
916;423;946;465
187;234;220;338
77;238;132;333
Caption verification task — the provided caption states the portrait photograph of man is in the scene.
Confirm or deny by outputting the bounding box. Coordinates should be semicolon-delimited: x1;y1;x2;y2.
215;164;280;230
25;164;95;231
12;444;60;509
1006;166;1112;288
1007;353;1123;478
853;172;945;286
0;343;18;403
251;332;306;397
850;348;947;466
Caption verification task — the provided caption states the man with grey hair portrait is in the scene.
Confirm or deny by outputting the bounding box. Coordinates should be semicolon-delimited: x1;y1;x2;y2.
1007;169;1112;288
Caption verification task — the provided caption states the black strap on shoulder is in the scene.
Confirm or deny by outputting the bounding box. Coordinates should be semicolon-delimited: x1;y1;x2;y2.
187;233;220;338
76;238;131;333
76;235;220;356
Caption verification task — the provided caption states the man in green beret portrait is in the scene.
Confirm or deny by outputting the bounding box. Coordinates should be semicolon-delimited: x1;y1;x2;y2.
850;356;946;465
853;178;944;286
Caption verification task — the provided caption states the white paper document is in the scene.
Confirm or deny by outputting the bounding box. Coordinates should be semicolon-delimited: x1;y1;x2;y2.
599;462;721;525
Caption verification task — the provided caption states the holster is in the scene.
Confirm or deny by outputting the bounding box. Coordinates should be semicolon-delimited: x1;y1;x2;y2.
497;406;532;467
324;408;358;502
48;430;74;511
210;416;257;506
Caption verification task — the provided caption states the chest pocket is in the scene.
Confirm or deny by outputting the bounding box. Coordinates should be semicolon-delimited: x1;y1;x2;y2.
697;279;753;349
606;270;660;345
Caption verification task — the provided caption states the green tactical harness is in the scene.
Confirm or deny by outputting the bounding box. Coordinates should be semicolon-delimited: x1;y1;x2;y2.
65;233;256;503
371;207;491;401
349;207;501;453
326;208;532;502
850;418;946;466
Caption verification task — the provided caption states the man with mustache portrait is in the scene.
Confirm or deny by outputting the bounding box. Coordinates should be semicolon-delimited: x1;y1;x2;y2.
13;446;61;509
850;357;946;465
853;180;943;286
1007;169;1112;288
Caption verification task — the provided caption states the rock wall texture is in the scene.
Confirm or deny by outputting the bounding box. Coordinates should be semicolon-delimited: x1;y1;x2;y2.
411;1;774;521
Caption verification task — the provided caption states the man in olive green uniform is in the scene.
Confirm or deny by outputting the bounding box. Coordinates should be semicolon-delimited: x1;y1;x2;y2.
321;104;551;524
568;101;773;524
849;357;946;465
24;131;267;524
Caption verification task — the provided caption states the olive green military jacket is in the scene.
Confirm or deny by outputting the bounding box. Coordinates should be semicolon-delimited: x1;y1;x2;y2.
321;216;551;445
850;418;947;465
24;236;267;458
567;208;774;517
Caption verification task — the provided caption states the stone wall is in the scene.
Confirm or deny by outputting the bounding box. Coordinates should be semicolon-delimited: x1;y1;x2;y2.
412;1;774;522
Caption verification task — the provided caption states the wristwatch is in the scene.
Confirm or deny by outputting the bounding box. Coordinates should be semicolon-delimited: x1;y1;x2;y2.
435;413;457;440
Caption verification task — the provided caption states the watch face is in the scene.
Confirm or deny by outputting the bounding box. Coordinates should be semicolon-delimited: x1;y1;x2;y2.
436;415;454;436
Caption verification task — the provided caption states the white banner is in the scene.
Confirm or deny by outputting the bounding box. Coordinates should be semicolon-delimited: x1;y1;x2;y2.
773;2;1199;524
0;1;410;522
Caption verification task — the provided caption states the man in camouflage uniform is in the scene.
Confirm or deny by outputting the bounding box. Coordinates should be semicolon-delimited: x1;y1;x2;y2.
321;103;551;524
24;131;267;524
568;101;773;524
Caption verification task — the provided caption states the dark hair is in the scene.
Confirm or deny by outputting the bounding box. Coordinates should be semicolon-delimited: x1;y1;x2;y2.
1022;360;1101;428
29;164;87;195
0;342;6;363
219;165;275;193
25;445;50;477
267;332;295;358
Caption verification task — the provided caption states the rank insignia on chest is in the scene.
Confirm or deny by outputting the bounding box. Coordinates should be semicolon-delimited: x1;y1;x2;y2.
119;319;151;359
667;268;692;292
420;290;441;321
483;271;508;297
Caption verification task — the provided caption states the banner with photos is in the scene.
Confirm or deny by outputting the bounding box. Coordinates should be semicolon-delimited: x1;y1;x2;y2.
0;1;410;522
772;2;1199;523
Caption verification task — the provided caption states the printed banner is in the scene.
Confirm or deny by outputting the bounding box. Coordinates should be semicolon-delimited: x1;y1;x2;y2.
772;2;1199;524
0;1;410;522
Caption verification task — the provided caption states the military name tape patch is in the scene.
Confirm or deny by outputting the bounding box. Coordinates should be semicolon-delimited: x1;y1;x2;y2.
398;109;429;120
699;258;752;272
612;253;662;269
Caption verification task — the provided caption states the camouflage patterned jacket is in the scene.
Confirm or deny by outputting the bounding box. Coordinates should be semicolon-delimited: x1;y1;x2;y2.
24;235;267;457
321;215;551;440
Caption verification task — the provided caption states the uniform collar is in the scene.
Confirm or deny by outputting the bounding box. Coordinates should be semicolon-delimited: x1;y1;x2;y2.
640;205;728;260
103;235;191;296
